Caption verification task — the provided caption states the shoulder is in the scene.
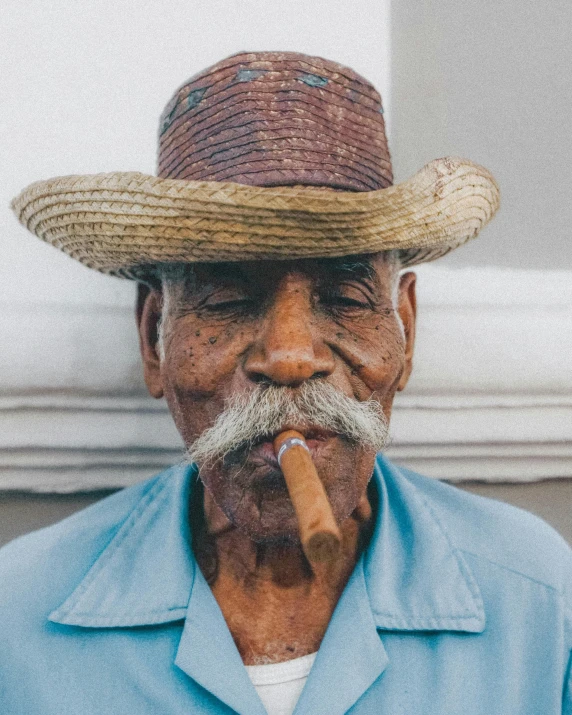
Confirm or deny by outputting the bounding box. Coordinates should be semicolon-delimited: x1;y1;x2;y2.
0;470;171;629
381;456;572;597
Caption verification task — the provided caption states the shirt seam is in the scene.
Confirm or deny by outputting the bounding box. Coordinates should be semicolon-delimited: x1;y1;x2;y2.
459;548;565;596
565;644;572;706
61;604;188;617
371;610;481;620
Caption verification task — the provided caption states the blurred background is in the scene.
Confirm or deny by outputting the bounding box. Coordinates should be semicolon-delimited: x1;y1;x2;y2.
1;0;571;546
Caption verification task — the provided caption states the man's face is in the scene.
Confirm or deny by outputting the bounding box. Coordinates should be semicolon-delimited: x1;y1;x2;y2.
138;254;416;542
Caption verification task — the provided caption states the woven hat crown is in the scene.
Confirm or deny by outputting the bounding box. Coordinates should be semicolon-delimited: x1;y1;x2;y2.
157;51;393;191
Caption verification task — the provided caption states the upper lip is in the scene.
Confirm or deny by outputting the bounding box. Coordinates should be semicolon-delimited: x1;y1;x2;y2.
254;425;338;445
281;426;337;441
247;426;337;469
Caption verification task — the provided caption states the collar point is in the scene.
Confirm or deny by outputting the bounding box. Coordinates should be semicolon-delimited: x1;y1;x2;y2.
48;606;189;629
373;611;486;634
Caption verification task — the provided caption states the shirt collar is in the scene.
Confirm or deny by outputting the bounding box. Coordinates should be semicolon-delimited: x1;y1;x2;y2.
365;456;485;633
48;464;196;627
49;457;485;634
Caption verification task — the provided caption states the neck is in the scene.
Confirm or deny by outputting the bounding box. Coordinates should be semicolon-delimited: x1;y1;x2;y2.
190;480;375;665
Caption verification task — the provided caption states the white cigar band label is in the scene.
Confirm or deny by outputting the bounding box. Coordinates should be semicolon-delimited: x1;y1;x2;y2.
277;437;310;467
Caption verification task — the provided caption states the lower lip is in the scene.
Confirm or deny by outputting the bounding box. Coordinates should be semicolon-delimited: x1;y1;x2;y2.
249;436;334;467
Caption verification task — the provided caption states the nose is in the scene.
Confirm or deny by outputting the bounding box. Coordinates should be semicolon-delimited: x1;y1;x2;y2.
244;279;335;387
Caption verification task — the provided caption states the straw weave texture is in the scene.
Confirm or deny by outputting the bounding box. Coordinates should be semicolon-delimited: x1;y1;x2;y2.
11;157;500;278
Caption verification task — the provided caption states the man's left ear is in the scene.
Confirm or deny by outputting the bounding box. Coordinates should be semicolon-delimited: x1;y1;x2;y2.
136;283;164;399
396;271;417;391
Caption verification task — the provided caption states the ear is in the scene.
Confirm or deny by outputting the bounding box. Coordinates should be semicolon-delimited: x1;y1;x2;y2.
136;283;164;399
396;271;417;391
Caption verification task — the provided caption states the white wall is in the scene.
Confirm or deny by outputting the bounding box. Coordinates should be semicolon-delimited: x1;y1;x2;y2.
0;0;391;310
2;261;571;491
1;0;571;492
392;0;572;270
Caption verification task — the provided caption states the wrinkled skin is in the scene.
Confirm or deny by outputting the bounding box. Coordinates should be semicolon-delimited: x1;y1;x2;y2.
137;253;416;663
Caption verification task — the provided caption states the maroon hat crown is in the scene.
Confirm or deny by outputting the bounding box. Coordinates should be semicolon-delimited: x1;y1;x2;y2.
157;51;392;192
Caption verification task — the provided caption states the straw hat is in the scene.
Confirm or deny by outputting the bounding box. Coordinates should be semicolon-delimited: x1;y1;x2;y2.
11;51;500;279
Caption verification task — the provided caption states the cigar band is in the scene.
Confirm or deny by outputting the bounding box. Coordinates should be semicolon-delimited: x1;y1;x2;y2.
276;437;310;467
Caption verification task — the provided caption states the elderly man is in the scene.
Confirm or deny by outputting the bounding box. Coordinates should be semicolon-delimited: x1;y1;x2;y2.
2;52;572;714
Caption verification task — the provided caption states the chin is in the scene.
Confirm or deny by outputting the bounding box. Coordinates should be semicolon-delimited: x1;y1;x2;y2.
224;475;303;543
217;473;361;546
201;440;374;542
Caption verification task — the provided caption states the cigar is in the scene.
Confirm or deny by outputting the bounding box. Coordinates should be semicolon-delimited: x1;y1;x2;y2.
273;430;342;564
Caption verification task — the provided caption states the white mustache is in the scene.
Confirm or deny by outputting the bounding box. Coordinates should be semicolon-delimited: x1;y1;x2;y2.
186;381;390;467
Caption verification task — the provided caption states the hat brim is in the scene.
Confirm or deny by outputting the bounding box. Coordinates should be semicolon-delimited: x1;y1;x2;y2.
11;157;499;278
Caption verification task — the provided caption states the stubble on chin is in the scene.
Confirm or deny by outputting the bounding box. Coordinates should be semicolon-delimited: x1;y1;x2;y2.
197;438;376;543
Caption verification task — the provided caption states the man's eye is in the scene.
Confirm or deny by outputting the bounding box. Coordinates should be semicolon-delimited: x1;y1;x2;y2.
321;289;371;310
327;295;367;307
196;291;258;315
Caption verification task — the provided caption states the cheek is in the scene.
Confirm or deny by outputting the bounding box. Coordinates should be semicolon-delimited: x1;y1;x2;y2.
160;320;251;443
318;444;377;524
162;320;249;398
331;316;406;397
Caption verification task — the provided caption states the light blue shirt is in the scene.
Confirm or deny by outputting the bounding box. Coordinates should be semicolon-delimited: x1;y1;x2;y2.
1;456;571;714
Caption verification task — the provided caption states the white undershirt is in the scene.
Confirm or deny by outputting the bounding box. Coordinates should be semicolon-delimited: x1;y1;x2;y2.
245;652;317;715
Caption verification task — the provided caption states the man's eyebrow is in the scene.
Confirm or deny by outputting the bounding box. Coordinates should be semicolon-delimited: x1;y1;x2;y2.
325;257;377;281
